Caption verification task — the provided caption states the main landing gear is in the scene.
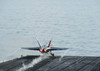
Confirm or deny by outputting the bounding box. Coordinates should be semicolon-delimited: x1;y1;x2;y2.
50;53;55;56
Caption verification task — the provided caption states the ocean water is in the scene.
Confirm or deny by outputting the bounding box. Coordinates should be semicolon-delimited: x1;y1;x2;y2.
0;0;100;61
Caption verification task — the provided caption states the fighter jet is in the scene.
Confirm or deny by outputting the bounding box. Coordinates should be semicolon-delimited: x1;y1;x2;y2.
22;40;68;56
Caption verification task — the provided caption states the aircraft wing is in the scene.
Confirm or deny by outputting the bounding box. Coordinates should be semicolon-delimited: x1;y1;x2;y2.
48;47;68;51
22;47;40;50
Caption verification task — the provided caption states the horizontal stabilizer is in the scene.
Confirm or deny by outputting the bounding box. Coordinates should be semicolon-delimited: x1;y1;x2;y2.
48;47;68;51
22;47;40;50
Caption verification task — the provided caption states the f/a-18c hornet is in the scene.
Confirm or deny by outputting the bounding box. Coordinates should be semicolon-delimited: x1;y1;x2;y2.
22;40;68;56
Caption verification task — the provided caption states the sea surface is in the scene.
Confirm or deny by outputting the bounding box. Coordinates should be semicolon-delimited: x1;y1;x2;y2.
0;0;100;61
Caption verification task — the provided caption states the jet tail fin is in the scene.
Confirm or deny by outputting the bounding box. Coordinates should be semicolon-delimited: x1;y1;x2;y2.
48;40;52;48
36;40;42;48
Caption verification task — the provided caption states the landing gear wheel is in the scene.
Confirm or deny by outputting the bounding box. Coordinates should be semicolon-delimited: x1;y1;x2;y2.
51;53;54;57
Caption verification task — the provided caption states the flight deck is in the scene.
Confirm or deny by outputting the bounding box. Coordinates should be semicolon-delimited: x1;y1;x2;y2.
0;56;100;71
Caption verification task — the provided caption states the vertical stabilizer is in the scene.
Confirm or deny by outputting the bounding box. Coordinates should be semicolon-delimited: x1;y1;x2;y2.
37;40;41;48
48;40;52;48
